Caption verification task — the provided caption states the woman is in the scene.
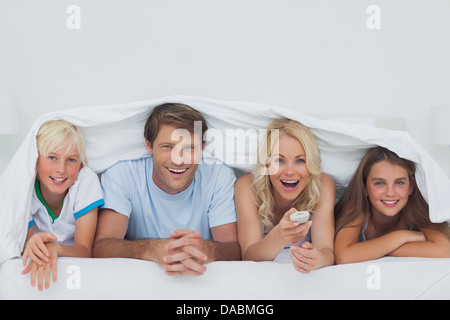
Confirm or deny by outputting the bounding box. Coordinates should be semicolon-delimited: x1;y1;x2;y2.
234;118;335;273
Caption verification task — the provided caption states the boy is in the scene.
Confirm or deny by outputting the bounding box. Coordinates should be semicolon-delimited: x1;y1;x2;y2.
22;120;104;290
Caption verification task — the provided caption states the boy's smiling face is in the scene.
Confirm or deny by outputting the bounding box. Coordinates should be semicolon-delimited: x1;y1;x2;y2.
36;144;82;198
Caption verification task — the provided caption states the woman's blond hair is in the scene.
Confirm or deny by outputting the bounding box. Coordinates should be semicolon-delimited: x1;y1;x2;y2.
252;118;322;234
36;119;87;166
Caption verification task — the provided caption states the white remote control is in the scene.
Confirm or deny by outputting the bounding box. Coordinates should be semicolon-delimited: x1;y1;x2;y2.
289;211;310;224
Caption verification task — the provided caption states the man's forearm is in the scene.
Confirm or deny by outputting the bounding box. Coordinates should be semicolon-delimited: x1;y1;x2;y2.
93;237;170;263
205;241;241;263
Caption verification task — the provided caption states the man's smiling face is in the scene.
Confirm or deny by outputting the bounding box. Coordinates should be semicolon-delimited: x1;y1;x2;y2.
146;124;204;195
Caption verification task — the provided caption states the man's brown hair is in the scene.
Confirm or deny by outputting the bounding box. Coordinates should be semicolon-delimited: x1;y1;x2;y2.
144;103;208;146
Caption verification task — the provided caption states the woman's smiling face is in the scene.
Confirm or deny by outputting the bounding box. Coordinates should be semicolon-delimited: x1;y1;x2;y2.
268;134;311;203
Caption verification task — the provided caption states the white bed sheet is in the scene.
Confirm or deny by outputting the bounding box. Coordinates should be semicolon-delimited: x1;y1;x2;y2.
1;255;449;300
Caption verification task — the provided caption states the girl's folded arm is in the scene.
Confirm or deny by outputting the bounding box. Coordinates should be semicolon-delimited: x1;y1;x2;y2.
336;230;417;264
334;215;416;264
389;228;450;258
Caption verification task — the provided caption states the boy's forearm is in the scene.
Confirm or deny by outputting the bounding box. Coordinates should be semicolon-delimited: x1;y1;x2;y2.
52;242;92;258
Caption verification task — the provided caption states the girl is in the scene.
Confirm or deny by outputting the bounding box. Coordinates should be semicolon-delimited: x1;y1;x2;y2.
234;118;335;273
334;146;450;264
22;120;104;290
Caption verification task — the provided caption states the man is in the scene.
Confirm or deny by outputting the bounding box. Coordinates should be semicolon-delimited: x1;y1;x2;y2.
93;103;241;275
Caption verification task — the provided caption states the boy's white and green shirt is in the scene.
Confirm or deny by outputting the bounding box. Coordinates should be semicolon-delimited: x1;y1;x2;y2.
28;166;104;246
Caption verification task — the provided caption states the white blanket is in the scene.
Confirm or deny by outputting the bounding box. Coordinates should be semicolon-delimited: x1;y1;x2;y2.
1;95;450;263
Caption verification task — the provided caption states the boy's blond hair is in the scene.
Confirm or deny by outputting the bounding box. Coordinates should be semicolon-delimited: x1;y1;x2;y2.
36;120;87;166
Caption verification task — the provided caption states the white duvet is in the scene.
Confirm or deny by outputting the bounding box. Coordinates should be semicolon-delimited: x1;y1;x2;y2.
1;95;450;264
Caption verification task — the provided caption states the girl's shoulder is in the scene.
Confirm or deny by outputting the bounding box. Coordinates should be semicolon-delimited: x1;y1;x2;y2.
347;212;367;229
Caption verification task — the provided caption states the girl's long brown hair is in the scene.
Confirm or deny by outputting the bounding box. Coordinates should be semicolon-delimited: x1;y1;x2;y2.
334;146;450;239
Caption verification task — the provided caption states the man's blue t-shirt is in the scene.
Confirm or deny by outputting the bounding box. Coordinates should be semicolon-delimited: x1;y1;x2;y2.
100;156;237;241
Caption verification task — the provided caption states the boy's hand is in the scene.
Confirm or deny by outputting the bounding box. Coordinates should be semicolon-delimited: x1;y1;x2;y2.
22;242;60;291
22;232;57;267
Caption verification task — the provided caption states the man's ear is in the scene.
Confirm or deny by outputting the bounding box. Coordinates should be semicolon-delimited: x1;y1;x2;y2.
145;139;153;155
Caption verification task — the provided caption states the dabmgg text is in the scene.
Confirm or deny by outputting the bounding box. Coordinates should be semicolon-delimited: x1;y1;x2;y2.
176;304;274;317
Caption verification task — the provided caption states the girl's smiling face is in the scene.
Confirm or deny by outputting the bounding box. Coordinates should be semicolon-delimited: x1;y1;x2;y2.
365;160;414;218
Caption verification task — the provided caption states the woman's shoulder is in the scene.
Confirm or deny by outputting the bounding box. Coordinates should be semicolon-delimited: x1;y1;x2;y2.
319;172;336;195
234;173;259;201
235;173;254;188
320;172;334;185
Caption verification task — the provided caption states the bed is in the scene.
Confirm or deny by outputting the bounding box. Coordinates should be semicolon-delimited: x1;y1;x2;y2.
1;253;450;300
1;96;449;300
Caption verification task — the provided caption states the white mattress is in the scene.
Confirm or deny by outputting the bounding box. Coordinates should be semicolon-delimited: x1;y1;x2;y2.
1;254;449;300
